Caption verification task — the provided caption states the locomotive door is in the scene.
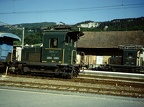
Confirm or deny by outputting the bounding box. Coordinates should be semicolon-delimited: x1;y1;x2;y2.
64;35;73;64
71;50;77;64
64;47;76;64
64;36;77;64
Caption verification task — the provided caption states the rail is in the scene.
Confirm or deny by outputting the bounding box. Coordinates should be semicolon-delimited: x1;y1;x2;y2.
0;74;144;98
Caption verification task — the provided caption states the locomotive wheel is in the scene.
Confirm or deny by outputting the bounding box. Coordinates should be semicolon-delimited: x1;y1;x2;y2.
67;67;80;78
112;68;116;72
54;68;61;77
23;67;31;73
67;71;74;79
74;67;80;77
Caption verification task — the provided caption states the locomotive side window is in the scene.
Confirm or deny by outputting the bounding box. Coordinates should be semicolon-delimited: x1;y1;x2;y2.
49;38;58;48
74;41;76;47
128;53;133;58
65;36;72;45
65;36;69;43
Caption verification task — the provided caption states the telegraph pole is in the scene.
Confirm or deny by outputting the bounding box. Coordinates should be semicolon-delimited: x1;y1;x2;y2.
22;27;25;48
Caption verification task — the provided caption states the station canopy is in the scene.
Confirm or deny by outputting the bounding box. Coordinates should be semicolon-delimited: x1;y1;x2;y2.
0;33;21;41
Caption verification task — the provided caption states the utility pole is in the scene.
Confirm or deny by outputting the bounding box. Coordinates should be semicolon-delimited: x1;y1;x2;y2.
22;27;25;48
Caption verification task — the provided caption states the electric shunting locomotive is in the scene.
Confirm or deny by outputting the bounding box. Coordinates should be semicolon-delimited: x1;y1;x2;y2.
109;45;144;72
10;25;84;78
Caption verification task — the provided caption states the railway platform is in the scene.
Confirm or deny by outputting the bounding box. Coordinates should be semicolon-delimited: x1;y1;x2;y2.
80;70;144;79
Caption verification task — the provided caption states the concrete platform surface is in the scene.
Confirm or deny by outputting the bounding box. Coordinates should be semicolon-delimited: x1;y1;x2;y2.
0;86;144;107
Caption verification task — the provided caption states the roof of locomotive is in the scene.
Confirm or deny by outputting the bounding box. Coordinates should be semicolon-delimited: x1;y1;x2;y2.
0;32;21;41
43;25;84;41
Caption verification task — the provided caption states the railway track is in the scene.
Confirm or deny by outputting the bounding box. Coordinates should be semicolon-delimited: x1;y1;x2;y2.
0;73;144;98
8;73;144;87
78;74;144;86
0;79;143;98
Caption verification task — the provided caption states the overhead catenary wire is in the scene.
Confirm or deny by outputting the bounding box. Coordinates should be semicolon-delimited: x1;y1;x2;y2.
0;3;144;14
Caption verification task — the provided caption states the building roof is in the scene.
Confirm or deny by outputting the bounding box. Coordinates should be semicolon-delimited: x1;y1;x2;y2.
77;31;144;48
0;32;21;41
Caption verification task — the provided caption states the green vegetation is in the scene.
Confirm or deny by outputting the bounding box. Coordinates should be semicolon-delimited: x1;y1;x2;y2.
76;17;144;31
0;22;56;45
100;17;144;31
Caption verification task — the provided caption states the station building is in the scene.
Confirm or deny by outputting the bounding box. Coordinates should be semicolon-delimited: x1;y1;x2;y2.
77;30;144;68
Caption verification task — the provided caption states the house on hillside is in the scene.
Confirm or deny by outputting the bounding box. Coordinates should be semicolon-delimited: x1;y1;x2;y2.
77;22;100;28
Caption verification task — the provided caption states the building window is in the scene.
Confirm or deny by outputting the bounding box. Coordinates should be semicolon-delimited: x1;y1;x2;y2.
49;38;58;48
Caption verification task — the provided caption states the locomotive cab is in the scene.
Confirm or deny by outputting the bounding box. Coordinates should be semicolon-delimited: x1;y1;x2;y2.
119;45;143;66
123;49;137;65
42;30;80;65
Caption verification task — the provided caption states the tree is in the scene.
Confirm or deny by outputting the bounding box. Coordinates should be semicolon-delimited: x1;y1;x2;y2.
24;33;42;45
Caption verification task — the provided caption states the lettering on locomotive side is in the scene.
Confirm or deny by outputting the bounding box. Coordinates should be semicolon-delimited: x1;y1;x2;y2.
48;50;59;53
53;57;59;60
47;57;52;59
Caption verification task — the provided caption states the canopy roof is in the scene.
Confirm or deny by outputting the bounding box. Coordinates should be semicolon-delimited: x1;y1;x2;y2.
77;31;144;48
0;32;21;41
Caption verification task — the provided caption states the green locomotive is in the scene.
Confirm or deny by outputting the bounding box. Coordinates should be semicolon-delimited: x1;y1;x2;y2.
109;45;143;72
15;26;83;78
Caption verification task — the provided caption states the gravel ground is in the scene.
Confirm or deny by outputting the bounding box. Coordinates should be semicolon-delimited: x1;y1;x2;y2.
0;75;143;95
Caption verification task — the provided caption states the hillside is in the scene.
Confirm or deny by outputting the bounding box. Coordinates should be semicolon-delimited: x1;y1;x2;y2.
0;17;144;45
1;17;144;32
99;17;144;31
14;22;56;28
76;17;144;31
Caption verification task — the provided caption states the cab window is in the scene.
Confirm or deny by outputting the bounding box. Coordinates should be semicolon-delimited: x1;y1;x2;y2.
65;36;73;46
49;38;58;48
65;36;69;43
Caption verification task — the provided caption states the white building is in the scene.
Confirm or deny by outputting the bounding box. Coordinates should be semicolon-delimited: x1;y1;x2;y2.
78;22;100;28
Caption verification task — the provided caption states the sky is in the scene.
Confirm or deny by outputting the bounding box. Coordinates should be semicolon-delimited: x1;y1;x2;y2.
0;0;144;25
